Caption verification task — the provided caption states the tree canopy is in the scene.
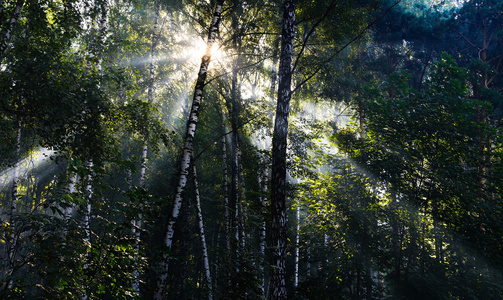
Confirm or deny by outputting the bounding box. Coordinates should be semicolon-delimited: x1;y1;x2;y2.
1;0;503;299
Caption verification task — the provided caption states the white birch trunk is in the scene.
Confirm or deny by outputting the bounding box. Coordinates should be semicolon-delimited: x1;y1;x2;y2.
222;136;230;253
155;1;224;298
83;161;93;248
259;167;268;295
237;141;247;248
294;204;300;288
80;161;94;300
193;164;214;300
0;0;24;57
132;1;159;294
131;142;148;293
64;173;77;220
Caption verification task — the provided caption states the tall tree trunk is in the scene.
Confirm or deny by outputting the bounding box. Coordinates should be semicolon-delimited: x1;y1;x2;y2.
259;167;268;295
155;1;224;298
5;120;22;289
390;190;401;292
10;120;21;218
83;161;93;249
363;221;373;300
230;94;240;253
228;2;242;252
237;140;247;248
132;2;160;294
193;163;214;300
269;0;295;298
222;136;230;254
294;204;300;288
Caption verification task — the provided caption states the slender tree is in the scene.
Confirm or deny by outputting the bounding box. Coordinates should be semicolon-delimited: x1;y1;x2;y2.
155;1;225;298
269;0;295;298
192;162;214;300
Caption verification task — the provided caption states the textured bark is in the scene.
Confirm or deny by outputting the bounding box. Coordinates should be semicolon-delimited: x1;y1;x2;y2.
222;136;230;253
294;204;300;288
269;1;295;298
193;164;214;300
83;161;93;248
237;140;247;248
259;168;268;295
131;141;148;294
228;50;241;253
0;0;24;57
230;119;240;247
155;1;224;298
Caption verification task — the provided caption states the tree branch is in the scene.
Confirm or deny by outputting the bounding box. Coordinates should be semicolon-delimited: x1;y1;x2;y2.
292;0;402;93
291;0;338;75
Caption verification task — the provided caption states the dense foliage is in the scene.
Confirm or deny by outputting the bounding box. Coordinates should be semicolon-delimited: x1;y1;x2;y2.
1;0;502;299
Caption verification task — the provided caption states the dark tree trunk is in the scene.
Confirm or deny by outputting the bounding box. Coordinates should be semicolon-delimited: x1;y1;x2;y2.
269;0;295;299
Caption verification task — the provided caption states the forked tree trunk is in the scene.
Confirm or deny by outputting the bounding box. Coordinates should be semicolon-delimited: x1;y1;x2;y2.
269;0;295;298
193;163;214;300
155;1;224;298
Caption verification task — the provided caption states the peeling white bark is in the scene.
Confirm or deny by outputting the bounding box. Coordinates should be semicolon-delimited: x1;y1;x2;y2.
294;204;300;288
223;136;230;253
155;1;224;298
259;167;268;295
193;164;214;300
0;0;24;57
83;161;93;247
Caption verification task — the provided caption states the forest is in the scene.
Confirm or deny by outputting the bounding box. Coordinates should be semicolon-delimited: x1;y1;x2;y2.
0;0;502;299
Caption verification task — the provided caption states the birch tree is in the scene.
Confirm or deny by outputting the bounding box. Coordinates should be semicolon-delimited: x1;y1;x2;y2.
155;1;225;298
192;162;214;300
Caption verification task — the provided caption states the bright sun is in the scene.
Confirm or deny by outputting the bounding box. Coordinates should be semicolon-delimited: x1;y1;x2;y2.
187;37;226;67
